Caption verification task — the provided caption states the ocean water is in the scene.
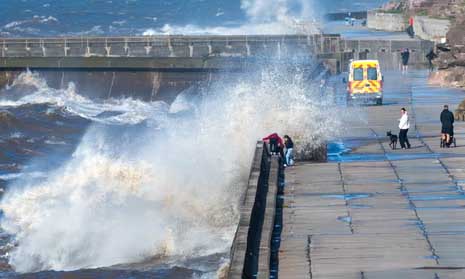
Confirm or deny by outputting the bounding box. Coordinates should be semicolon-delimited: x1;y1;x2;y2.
0;0;368;278
0;0;386;37
0;65;349;279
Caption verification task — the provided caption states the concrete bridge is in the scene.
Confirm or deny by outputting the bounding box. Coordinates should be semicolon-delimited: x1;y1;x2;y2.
0;35;433;102
0;35;432;70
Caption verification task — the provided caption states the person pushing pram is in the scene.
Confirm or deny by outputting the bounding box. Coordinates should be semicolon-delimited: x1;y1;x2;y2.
440;105;455;148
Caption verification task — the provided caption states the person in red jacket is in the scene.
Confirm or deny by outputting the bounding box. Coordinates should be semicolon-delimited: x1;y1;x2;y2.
409;16;414;26
406;16;415;38
262;133;284;157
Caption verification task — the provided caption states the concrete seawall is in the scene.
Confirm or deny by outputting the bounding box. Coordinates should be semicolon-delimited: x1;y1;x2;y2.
413;16;450;43
0;35;433;71
340;39;434;71
367;11;451;43
0;69;214;103
228;142;280;279
0;35;333;102
0;35;328;58
367;11;407;32
0;35;434;101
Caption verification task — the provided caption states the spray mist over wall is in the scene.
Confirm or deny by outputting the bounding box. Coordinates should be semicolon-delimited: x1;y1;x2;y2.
143;0;319;35
241;0;314;23
0;61;349;274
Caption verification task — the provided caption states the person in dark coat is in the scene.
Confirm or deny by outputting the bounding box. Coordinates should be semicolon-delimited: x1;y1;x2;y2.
283;135;294;167
426;48;438;72
401;48;410;74
441;105;455;147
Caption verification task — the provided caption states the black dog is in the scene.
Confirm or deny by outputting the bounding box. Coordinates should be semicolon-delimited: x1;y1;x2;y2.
387;131;398;150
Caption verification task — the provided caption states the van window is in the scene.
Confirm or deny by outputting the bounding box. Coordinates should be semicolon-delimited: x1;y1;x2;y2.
353;68;363;81
367;67;378;80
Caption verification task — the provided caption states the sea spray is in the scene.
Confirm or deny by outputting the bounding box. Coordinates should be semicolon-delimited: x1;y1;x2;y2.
142;0;319;35
241;0;314;23
0;64;350;273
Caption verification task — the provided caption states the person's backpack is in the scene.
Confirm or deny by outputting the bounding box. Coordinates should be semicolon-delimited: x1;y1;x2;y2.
269;138;279;154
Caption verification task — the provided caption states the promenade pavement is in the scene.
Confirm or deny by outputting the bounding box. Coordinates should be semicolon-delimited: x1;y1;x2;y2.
279;71;465;279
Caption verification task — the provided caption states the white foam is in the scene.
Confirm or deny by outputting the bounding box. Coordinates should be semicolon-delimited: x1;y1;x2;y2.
142;0;320;36
112;20;127;26
9;132;23;139
69;25;105;36
1;71;167;125
4;21;25;29
0;172;46;181
0;64;351;273
0;173;23;181
143;21;318;36
241;0;314;22
3;15;58;30
38;16;58;24
44;140;66;145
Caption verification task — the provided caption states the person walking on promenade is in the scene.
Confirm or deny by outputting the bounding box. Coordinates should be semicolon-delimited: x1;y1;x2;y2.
399;107;411;149
440;105;455;147
283;135;294;167
401;48;410;74
426;48;438;72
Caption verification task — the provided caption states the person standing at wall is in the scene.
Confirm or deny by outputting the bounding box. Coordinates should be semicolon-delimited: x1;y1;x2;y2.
262;133;284;158
283;135;294;167
401;48;410;74
406;16;415;38
399;108;411;149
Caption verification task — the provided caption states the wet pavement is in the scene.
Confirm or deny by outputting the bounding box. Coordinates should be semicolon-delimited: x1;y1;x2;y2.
279;70;465;279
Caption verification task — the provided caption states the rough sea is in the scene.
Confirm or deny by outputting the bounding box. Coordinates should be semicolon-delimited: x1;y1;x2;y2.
0;0;384;278
0;0;386;37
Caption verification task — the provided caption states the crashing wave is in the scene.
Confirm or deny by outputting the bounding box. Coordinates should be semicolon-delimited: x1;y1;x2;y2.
0;63;351;273
142;0;320;36
3;15;58;30
0;71;168;126
142;20;319;36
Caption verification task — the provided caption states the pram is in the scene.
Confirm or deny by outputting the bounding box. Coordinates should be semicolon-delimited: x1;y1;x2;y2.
440;134;457;148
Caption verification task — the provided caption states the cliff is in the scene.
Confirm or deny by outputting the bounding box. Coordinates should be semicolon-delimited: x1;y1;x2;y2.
406;0;464;18
390;0;465;120
369;0;455;41
429;18;465;88
429;16;465;120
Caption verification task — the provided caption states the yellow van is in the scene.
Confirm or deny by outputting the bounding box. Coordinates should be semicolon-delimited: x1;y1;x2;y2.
345;60;383;105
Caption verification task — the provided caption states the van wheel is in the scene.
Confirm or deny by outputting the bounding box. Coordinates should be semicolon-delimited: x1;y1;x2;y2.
376;98;383;106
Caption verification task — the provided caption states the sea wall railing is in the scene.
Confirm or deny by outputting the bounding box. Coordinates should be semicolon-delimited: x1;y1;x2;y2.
0;35;340;59
228;142;280;279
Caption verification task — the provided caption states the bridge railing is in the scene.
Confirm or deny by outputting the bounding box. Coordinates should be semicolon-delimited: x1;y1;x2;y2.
0;35;434;72
0;34;342;58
